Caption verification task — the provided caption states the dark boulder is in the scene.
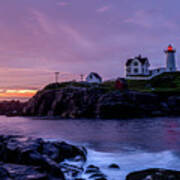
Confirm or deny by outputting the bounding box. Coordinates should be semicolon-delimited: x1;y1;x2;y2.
3;163;49;180
108;163;120;169
60;163;84;178
0;135;87;180
85;165;107;180
85;165;100;174
0;166;11;180
126;168;180;180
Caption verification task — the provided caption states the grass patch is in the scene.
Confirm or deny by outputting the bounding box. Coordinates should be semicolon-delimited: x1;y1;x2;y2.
43;81;92;90
43;72;180;94
127;72;180;93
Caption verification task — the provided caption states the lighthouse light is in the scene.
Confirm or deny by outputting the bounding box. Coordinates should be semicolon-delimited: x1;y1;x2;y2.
168;45;173;51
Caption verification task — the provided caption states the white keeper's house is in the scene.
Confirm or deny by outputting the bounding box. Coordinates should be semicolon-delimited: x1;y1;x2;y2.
125;45;177;80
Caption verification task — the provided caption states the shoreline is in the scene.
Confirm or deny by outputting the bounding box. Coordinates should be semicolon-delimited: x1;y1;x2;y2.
0;116;179;179
0;135;180;180
14;115;180;121
0;134;179;180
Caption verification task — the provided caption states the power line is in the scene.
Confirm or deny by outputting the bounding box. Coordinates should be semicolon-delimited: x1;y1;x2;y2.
55;72;59;83
80;74;84;81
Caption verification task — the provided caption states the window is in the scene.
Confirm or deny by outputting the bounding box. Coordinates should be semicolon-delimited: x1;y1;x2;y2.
127;68;131;73
134;68;138;73
134;62;138;66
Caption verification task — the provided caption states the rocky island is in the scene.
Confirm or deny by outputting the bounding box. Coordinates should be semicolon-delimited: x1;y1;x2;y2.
23;72;180;119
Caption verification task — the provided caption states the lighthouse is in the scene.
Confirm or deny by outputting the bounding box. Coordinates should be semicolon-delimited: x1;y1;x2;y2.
165;44;176;72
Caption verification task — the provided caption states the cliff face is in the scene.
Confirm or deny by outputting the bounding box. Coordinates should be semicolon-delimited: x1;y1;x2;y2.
23;87;104;118
23;86;180;119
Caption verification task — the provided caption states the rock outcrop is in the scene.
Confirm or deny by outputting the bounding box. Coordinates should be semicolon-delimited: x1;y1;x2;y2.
0;135;86;180
0;135;179;179
23;86;180;119
126;168;180;180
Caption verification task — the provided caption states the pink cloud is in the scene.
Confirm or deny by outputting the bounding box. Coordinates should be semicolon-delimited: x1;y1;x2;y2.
57;2;70;7
30;9;94;49
96;5;111;13
31;9;56;34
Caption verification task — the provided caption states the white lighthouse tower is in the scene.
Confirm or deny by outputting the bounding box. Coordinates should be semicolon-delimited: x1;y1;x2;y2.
165;44;176;72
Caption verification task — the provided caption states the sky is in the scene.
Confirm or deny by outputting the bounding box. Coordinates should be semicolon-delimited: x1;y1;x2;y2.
0;0;180;100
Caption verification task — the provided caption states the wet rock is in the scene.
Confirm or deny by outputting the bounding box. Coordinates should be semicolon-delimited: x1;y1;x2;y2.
42;142;59;161
85;165;107;180
40;155;63;178
94;178;107;180
85;169;99;174
89;173;107;179
52;141;86;162
126;168;180;180
0;135;87;180
0;166;11;180
3;163;48;180
108;163;120;169
26;173;48;180
60;163;83;178
87;165;99;171
85;165;100;174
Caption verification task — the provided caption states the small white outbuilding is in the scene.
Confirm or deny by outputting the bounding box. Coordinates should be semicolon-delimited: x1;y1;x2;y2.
86;72;102;83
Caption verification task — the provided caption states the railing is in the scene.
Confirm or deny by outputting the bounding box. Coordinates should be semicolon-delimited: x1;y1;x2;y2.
126;70;166;80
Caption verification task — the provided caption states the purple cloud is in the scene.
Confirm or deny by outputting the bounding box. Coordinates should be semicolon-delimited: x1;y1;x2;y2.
57;2;70;7
96;5;111;13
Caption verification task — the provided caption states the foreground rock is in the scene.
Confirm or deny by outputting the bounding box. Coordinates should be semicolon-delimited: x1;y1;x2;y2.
126;168;180;180
0;136;179;180
23;85;180;119
108;163;120;169
0;135;86;180
85;165;107;180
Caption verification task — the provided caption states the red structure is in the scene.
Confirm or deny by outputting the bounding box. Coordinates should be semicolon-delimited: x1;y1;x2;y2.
166;44;176;53
115;78;128;90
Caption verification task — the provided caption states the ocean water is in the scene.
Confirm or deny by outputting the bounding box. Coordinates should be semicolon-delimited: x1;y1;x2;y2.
0;116;180;179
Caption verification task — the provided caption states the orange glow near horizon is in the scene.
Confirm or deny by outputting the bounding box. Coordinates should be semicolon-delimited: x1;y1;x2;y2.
0;89;37;99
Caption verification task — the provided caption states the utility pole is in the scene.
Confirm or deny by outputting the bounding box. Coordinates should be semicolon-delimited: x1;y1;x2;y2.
55;72;59;83
80;74;84;82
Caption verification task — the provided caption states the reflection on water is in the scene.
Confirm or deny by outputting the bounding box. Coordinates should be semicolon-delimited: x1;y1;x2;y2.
1;116;180;153
0;116;180;179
